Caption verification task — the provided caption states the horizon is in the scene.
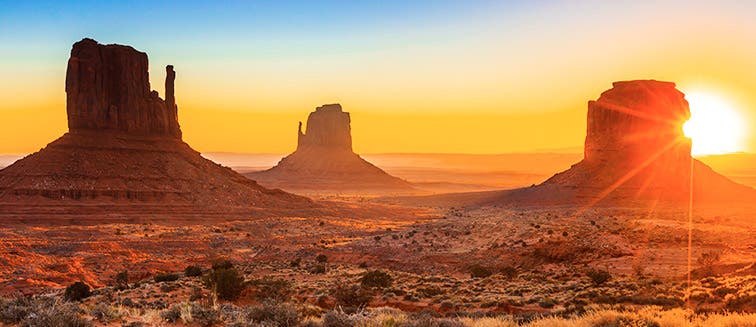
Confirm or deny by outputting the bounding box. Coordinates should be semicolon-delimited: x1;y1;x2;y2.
2;1;755;155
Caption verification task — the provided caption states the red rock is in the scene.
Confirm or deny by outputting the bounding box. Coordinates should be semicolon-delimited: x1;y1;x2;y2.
65;38;181;138
491;80;756;206
0;38;318;220
248;104;413;193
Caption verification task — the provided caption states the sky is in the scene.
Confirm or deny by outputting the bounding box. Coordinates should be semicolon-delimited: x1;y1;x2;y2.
1;0;755;154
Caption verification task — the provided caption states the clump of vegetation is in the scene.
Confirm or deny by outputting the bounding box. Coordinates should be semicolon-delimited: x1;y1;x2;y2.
185;265;204;277
697;251;721;276
360;270;393;289
64;282;91;302
250;278;292;302
290;258;302;267
245;302;300;327
113;270;129;290
309;264;326;274
586;268;612;286
211;259;235;270
316;254;329;263
89;303;120;323
1;297;89;327
162;302;219;326
468;264;493;278
332;284;373;310
154;272;180;283
204;265;246;301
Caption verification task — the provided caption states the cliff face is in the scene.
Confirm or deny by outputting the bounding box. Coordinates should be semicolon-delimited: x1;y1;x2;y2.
65;38;181;138
489;80;755;206
248;104;413;193
584;80;691;169
0;38;316;217
297;104;352;152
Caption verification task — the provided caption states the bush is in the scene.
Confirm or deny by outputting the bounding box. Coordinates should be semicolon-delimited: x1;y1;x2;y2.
332;284;373;309
316;254;328;263
154;273;180;283
185;265;203;277
251;278;292;302
309;264;326;274
212;259;235;270
0;297;32;323
498;266;518;279
204;267;246;301
64;282;91;302
90;303;119;323
360;270;393;289
114;270;129;290
246;302;300;327
586;268;612;286
468;264;493;278
20;300;90;327
697;251;721;276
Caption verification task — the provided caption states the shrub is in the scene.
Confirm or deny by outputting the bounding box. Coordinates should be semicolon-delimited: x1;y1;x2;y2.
0;297;32;323
212;259;235;270
586;268;612;286
498;266;518;279
360;270;393;289
251;278;293;302
114;270;129;290
185;265;204;277
316;254;328;263
64;282;91;302
309;264;326;274
468;264;493;278
19;300;90;327
332;284;373;309
204;267;246;301
154;273;180;283
90;303;119;323
697;251;721;276
290;258;302;267
246;302;301;327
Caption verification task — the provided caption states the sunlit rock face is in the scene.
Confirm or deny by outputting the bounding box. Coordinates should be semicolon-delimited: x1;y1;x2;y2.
584;80;691;167
0;38;315;218
248;104;413;193
493;80;755;206
66;38;181;138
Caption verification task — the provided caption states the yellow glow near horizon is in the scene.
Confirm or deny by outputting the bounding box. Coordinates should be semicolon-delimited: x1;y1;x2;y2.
683;92;747;156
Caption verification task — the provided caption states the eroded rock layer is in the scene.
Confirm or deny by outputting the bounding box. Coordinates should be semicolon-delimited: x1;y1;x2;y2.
494;80;755;206
248;104;413;193
0;38;316;219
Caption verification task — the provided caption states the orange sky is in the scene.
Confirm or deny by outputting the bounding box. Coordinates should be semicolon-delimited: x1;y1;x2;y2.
1;2;755;155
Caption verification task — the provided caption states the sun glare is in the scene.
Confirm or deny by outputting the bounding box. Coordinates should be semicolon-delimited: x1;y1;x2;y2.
682;92;746;156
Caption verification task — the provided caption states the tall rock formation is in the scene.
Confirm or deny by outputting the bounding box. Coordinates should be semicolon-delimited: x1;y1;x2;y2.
0;38;316;221
490;80;755;206
248;104;413;193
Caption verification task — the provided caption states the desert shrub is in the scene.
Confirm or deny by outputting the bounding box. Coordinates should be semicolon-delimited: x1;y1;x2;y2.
246;302;300;327
154;272;180;283
538;297;556;308
64;282;91;302
161;304;182;322
204;267;246;300
114;270;129;290
332;284;373;310
309;264;327;274
185;265;204;277
290;258;302;267
90;303;119;323
251;277;293;302
0;297;33;323
468;264;493;278
191;304;221;327
697;251;721;276
162;302;219;326
586;268;612;286
17;298;90;327
316;254;329;263
713;286;737;298
212;259;235;270
360;270;393;289
498;266;518;279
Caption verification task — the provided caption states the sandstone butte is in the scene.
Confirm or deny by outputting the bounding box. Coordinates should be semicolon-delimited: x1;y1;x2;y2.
247;104;414;193
490;80;756;206
0;38;319;222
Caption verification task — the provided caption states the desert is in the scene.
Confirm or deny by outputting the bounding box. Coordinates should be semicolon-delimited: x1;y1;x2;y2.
1;2;756;327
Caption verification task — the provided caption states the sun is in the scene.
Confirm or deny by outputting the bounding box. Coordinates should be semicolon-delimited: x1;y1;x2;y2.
682;91;746;156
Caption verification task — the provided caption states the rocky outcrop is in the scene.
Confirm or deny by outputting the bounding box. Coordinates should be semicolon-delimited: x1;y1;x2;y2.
489;80;756;206
297;104;352;152
0;38;317;218
65;38;181;138
248;104;413;193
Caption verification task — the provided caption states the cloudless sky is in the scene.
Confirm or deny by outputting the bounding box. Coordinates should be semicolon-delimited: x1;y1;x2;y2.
1;1;755;154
